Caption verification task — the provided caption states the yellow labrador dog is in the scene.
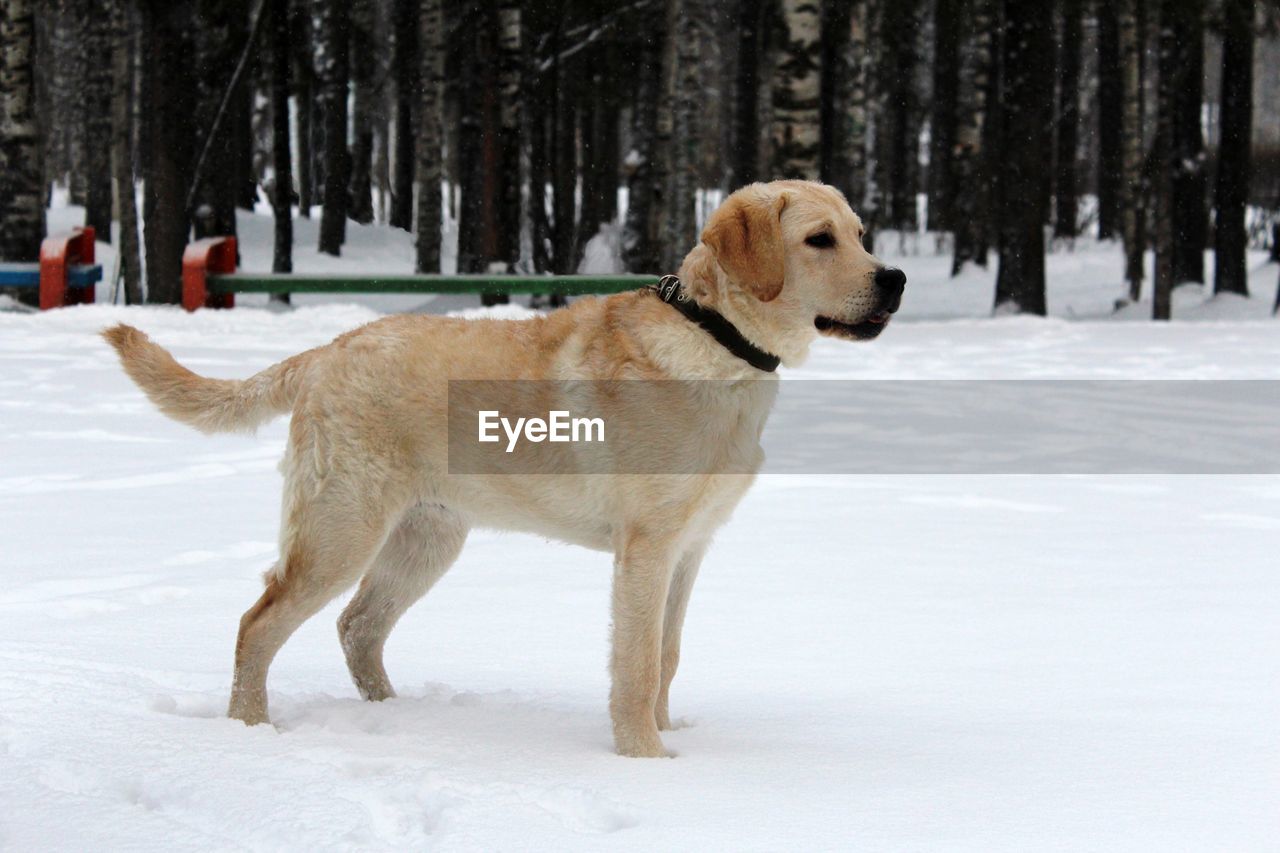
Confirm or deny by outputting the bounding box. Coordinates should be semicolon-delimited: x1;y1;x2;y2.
103;180;904;757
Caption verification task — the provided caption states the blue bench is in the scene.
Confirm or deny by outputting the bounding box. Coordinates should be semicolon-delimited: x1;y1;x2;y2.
0;227;102;308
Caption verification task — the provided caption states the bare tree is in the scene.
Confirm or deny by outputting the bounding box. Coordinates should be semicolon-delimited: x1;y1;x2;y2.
348;0;377;225
269;0;294;277
1118;0;1146;303
140;0;195;304
994;0;1054;314
952;0;996;274
1053;0;1082;238
0;0;46;307
389;0;416;232
84;9;113;242
822;0;871;227
1213;0;1253;297
1152;0;1178;319
623;0;674;274
928;0;961;233
109;0;142;303
1095;0;1123;239
731;0;766;188
770;0;821;180
314;0;350;255
414;0;443;272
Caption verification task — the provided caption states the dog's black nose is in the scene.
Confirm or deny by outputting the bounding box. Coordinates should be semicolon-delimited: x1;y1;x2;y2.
874;267;907;299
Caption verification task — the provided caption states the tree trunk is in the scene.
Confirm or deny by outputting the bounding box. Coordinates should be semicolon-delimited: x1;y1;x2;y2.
193;0;244;241
1095;0;1123;239
1212;0;1252;297
770;0;821;180
109;0;142;303
1053;0;1082;238
315;0;350;255
1152;0;1177;319
928;0;961;233
549;42;577;275
291;0;314;218
348;0;376;225
526;4;552;274
496;0;521;273
83;9;113;243
390;0;417;231
140;0;195;304
414;0;443;272
666;0;705;272
0;0;46;308
952;0;996;274
270;0;294;277
731;0;765;188
822;0;869;217
993;0;1054;315
1170;0;1205;286
621;0;668;274
457;1;504;282
1118;0;1146;302
874;0;922;231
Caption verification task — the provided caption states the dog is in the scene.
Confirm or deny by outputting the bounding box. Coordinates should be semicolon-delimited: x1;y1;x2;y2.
103;179;905;757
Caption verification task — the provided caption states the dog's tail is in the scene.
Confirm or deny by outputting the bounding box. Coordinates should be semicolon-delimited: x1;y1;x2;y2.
101;324;320;434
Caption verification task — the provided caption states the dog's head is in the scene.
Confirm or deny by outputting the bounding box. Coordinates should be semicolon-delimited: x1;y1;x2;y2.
695;180;904;363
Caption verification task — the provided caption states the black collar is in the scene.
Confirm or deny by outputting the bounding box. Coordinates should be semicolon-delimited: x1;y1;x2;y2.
648;275;781;373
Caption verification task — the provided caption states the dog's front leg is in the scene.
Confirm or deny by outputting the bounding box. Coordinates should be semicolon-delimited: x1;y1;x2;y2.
609;530;678;757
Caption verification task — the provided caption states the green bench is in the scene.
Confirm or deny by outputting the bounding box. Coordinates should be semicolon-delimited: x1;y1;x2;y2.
181;236;658;311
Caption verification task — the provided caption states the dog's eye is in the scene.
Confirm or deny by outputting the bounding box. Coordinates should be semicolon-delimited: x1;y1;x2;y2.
805;232;835;249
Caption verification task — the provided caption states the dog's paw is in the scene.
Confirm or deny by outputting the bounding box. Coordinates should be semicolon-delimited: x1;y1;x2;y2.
613;726;670;758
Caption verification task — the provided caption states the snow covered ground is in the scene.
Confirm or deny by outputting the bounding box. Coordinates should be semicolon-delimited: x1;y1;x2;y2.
2;210;1278;850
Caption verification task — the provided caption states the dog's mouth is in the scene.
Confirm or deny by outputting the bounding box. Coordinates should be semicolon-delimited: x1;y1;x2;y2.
814;311;891;341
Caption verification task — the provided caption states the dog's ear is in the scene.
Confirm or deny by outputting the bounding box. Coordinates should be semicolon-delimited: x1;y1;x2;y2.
701;190;789;302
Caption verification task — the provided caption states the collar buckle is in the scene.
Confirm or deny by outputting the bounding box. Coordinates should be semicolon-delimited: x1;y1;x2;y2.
654;274;683;304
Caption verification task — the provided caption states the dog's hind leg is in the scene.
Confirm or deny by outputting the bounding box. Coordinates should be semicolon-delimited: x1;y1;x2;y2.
228;478;402;726
338;503;468;701
656;544;706;731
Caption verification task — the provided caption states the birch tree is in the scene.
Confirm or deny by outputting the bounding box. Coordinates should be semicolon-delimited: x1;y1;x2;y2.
770;0;821;180
0;0;46;283
666;0;706;271
414;0;443;272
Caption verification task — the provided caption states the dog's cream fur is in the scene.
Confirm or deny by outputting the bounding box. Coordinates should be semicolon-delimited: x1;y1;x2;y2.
103;180;894;757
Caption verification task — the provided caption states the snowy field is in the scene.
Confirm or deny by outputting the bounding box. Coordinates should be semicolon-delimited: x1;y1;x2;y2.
2;211;1279;850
